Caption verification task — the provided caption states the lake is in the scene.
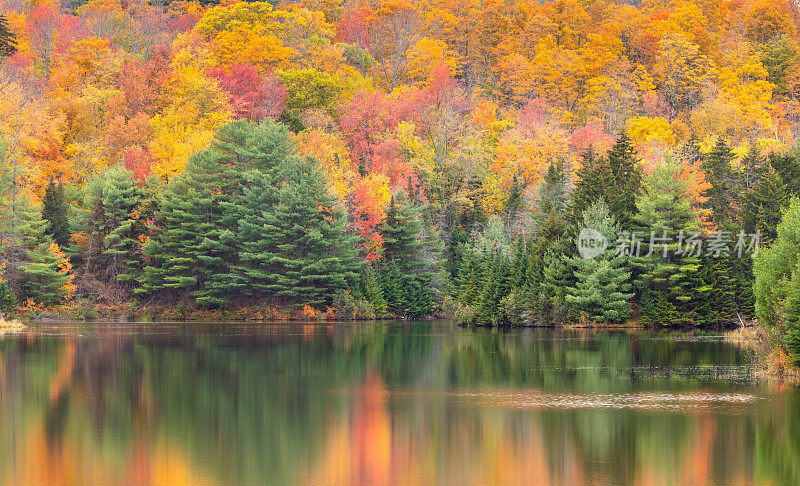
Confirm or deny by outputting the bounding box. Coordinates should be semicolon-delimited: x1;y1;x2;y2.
0;321;798;485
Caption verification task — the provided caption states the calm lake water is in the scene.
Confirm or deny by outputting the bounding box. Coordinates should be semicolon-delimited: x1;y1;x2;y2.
0;321;798;485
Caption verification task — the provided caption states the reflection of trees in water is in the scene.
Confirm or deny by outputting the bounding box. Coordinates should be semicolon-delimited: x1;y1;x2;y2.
0;324;796;485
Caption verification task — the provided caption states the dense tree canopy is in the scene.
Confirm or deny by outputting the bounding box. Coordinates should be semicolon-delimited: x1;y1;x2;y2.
0;0;798;346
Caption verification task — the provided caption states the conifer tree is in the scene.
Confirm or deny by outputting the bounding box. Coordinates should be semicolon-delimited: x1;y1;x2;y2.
701;139;740;227
504;175;523;221
710;256;738;323
381;196;423;271
457;248;484;305
604;131;643;228
98;167;143;286
768;152;800;196
380;262;404;315
0;138;45;290
632;155;702;325
361;264;387;316
139;120;295;305
570;147;611;224
740;145;766;191
566;200;632;324
138;147;234;303
235;157;361;307
741;167;789;246
538;238;572;324
571;135;642;228
42;177;71;250
0;15;16;58
20;241;75;306
683;255;716;325
378;194;437;317
536;158;570;222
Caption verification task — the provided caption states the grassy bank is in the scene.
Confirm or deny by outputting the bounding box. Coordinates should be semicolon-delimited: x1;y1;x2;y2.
725;324;800;386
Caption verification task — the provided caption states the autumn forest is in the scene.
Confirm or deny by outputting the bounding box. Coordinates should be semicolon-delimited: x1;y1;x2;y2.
2;0;800;362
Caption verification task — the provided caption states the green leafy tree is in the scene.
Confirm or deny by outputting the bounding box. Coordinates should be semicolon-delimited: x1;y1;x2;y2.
754;198;800;364
758;35;797;98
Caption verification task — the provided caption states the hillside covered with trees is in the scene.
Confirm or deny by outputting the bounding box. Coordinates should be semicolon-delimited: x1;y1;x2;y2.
3;0;800;363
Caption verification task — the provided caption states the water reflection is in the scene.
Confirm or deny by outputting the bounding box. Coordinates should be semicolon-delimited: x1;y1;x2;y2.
0;322;797;485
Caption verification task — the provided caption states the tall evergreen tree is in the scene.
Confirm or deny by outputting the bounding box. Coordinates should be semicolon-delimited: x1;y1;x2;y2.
571;134;642;228
378;194;437;317
99;167;144;286
535;157;570;220
566;200;632;324
381;195;423;271
0;138;45;290
234;157;361;307
604;131;643;227
360;264;387;316
741;166;789;246
0;14;17;58
570;146;611;224
139;120;296;305
538;238;572;324
20;241;75;306
631;155;702;325
701;139;740;227
41;177;71;250
768;152;800;196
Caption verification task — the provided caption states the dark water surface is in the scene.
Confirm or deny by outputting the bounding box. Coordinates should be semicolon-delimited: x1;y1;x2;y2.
1;321;798;485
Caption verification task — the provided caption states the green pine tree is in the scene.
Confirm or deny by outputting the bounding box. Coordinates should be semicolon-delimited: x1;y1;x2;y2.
20;240;74;306
768;152;800;196
570;135;642;228
139;120;301;306
741;167;789;246
41;177;71;250
235;157;361;307
456;248;484;305
378;194;438;317
631;155;702;326
701;139;740;227
361;264;387;316
475;250;512;325
566;200;632;324
98;167;143;286
0;137;46;291
0;14;17;58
